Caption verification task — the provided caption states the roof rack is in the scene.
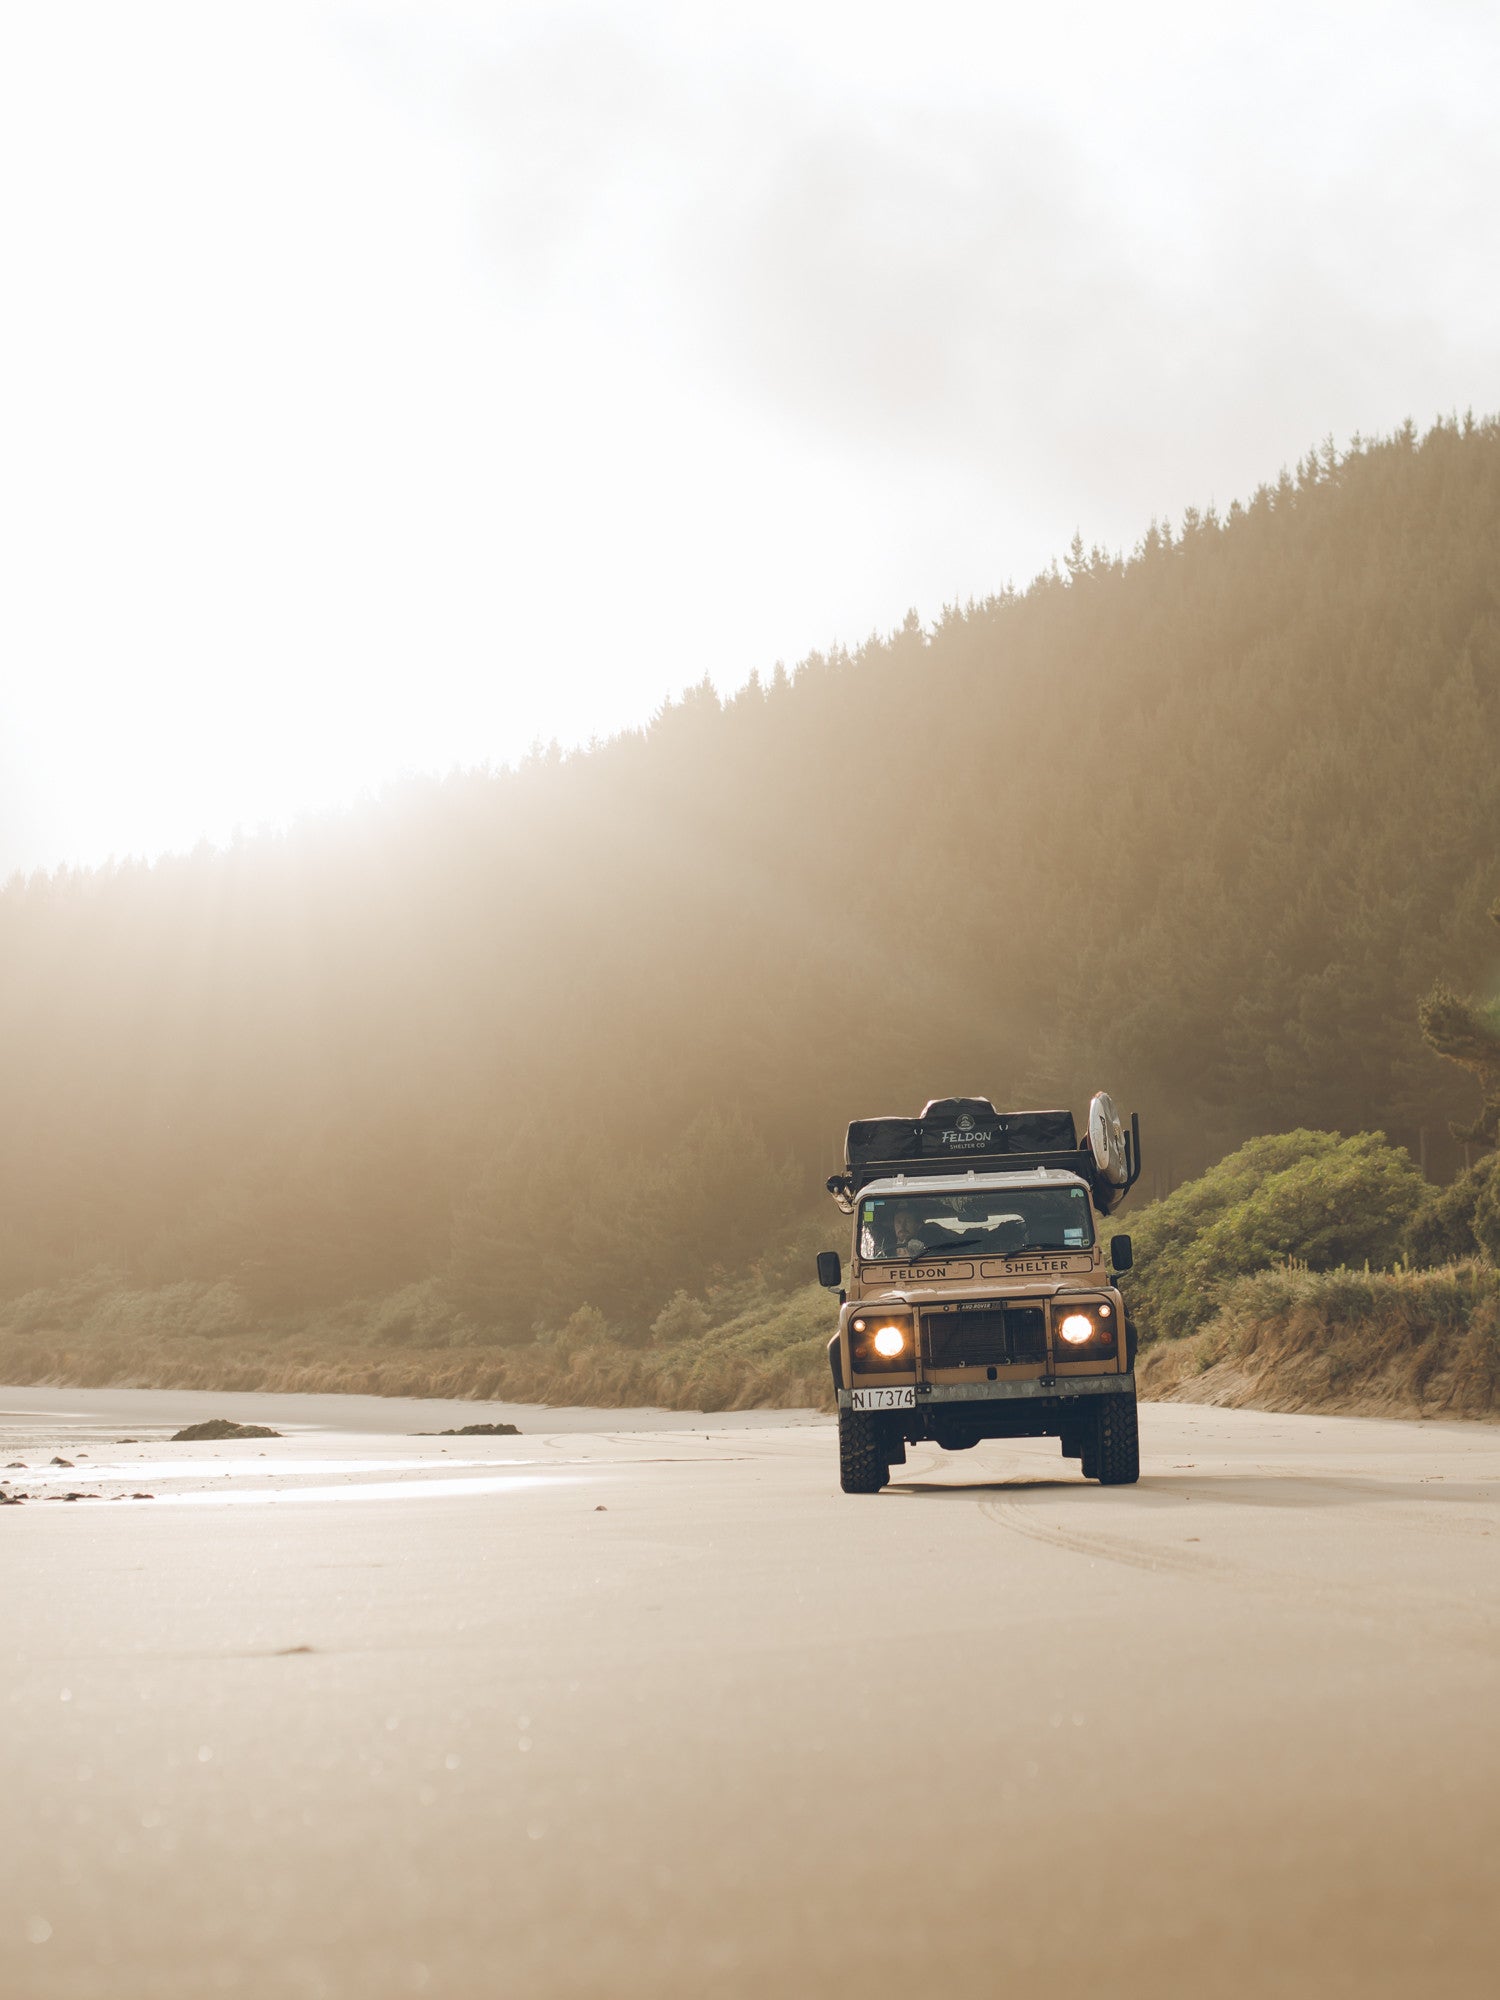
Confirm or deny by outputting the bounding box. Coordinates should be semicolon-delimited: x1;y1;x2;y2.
825;1096;1141;1214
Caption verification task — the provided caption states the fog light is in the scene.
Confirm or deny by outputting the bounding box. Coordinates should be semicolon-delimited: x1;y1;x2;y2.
1058;1312;1095;1345
873;1325;906;1357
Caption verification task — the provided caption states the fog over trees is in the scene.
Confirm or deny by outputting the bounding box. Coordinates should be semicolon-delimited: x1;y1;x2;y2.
2;416;1496;1345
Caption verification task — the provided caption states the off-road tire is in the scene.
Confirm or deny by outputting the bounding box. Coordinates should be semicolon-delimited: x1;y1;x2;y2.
838;1408;890;1494
1094;1391;1140;1485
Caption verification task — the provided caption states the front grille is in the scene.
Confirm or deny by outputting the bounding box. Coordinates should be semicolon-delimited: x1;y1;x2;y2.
1004;1307;1048;1362
923;1305;1046;1368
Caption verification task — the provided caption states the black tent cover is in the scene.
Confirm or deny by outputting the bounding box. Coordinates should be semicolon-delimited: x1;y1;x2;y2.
845;1099;1079;1169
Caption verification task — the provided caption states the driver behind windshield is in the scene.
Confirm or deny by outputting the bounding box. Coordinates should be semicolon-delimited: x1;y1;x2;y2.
891;1204;927;1259
872;1199;991;1258
860;1188;1093;1259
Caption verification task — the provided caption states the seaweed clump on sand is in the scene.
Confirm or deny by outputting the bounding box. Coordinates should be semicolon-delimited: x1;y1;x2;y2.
170;1419;281;1441
429;1422;521;1437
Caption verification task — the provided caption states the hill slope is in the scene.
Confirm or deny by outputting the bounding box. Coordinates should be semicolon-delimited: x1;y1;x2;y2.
2;416;1497;1353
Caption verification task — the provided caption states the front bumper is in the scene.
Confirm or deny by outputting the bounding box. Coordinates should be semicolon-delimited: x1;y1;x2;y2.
837;1372;1132;1410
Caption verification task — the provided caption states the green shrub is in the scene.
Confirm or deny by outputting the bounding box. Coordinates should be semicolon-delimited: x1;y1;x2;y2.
555;1303;614;1349
650;1290;712;1343
1475;1159;1500;1261
1404;1153;1500;1265
0;1266;126;1337
1127;1129;1427;1342
366;1279;471;1349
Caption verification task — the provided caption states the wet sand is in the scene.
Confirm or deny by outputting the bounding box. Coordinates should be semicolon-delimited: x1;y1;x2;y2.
2;1391;1497;1998
0;1382;820;1440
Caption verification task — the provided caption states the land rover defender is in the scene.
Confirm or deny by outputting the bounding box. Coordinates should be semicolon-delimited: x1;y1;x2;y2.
819;1095;1142;1493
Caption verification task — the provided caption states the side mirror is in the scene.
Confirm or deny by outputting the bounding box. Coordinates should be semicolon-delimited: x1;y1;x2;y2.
1110;1234;1133;1273
816;1250;843;1289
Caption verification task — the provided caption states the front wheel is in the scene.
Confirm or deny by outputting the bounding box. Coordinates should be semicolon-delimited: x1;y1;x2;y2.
838;1407;890;1494
1093;1391;1140;1485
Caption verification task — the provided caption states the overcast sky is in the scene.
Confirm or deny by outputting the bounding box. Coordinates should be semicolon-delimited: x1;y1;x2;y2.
2;0;1497;877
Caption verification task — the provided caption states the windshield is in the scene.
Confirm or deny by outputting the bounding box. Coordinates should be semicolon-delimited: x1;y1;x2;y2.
858;1186;1095;1261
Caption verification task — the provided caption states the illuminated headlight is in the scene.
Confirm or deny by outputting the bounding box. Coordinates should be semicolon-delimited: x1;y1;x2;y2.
1055;1304;1117;1354
849;1314;912;1371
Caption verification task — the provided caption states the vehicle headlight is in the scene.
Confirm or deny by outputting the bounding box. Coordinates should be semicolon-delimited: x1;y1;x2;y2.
849;1313;913;1371
1054;1304;1118;1353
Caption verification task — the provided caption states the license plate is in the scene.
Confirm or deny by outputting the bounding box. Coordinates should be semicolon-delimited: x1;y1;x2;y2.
852;1386;916;1411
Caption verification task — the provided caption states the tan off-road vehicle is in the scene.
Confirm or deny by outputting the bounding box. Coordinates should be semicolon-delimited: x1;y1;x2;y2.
819;1095;1142;1493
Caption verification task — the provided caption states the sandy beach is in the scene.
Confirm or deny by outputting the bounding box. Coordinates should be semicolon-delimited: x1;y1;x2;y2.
3;1389;1497;1998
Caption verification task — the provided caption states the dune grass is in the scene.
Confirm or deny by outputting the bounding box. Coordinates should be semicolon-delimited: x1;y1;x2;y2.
0;1270;837;1413
4;1199;1499;1424
1138;1260;1500;1418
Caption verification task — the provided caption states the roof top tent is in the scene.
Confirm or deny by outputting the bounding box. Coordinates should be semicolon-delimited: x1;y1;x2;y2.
826;1094;1141;1215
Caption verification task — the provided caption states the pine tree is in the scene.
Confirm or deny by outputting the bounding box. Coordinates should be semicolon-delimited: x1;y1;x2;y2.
1419;898;1500;1149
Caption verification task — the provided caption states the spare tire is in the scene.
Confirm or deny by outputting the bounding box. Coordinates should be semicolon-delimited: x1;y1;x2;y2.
1088;1092;1128;1186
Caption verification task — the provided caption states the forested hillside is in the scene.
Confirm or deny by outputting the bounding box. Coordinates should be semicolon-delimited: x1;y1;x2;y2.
2;416;1497;1366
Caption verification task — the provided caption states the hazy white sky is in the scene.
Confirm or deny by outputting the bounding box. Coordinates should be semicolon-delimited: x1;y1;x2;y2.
3;0;1497;876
